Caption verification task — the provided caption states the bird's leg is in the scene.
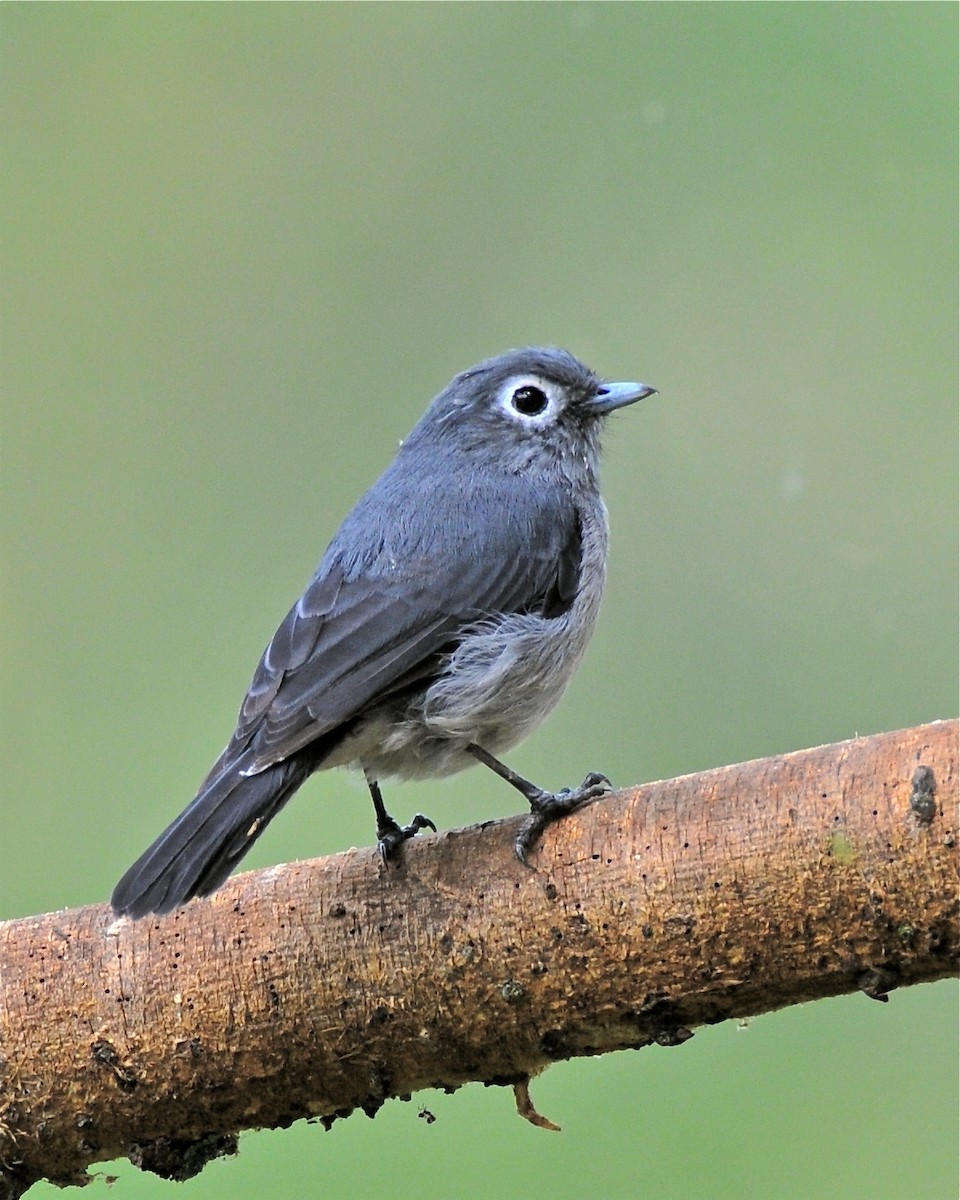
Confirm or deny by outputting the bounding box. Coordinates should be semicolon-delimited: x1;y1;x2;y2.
466;744;612;866
365;771;436;862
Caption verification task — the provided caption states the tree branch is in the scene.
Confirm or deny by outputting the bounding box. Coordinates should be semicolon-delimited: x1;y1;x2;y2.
1;721;957;1195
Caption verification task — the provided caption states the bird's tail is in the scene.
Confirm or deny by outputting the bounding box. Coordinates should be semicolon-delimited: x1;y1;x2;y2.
111;752;311;918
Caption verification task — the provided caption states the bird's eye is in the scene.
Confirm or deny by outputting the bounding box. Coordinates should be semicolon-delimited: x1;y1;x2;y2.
510;385;549;416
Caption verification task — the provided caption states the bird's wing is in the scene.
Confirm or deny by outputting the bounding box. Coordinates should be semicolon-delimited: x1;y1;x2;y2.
212;500;582;778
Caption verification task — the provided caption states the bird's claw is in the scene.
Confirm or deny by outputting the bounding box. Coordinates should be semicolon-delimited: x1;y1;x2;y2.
377;812;437;862
514;772;613;866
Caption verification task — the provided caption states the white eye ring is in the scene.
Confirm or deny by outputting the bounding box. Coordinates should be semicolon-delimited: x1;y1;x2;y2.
497;375;560;425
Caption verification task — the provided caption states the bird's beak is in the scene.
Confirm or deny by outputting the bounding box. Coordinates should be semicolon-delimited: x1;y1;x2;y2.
588;380;658;415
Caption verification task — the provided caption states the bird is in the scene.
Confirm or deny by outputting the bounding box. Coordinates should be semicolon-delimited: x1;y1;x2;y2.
111;347;656;918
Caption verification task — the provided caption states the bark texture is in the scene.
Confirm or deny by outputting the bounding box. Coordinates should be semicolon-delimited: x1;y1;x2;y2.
1;720;957;1195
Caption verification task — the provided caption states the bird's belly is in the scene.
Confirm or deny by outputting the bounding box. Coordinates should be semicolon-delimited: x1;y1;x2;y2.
342;603;600;782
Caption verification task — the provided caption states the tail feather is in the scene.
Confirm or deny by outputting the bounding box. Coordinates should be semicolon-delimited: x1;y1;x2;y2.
111;753;310;918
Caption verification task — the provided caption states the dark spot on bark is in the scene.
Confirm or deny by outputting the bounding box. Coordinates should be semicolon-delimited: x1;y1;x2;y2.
129;1133;238;1181
91;1039;139;1092
540;1029;571;1059
655;1027;694;1047
910;765;937;823
858;966;897;1002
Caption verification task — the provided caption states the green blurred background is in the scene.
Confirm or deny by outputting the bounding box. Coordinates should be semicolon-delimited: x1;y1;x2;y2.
2;4;957;1197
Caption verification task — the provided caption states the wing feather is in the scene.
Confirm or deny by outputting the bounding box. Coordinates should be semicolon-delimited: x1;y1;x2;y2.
215;478;582;777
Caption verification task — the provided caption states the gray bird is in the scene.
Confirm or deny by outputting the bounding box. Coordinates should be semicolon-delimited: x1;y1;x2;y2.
111;348;655;918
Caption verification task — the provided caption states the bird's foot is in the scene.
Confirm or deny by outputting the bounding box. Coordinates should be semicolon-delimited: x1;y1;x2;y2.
377;813;437;862
514;772;613;866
